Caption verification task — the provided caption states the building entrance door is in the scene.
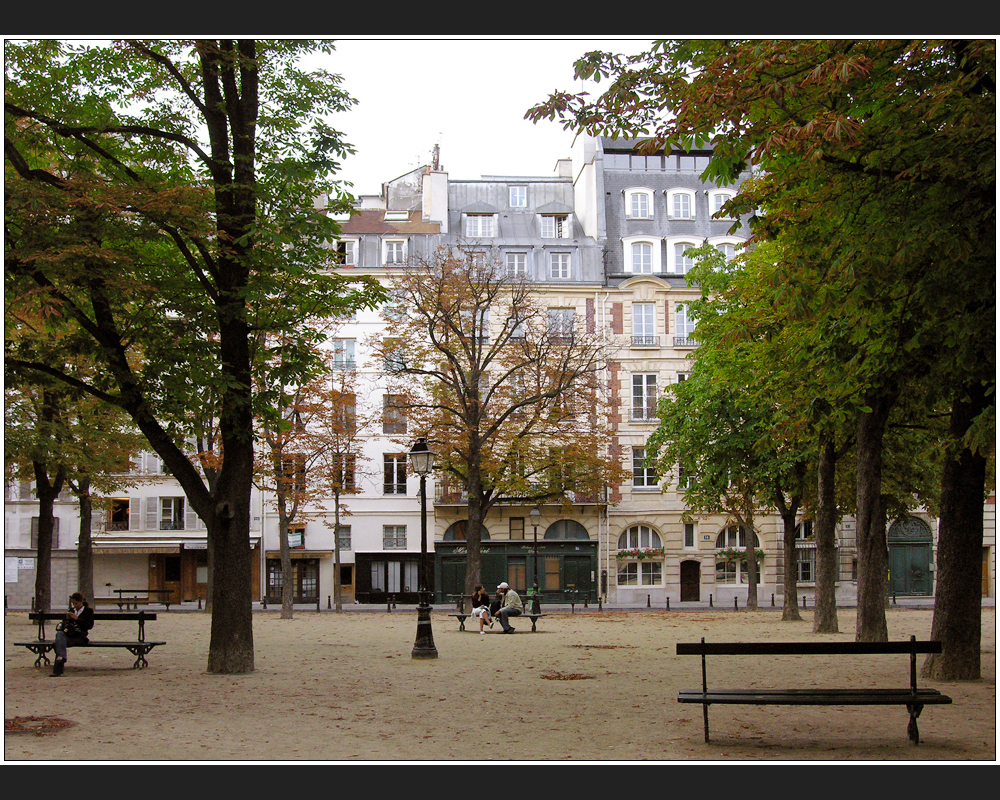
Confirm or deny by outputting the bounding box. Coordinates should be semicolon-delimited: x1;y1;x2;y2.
563;556;593;602
680;560;701;601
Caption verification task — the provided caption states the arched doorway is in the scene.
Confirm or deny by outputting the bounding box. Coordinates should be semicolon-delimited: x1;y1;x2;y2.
680;560;701;602
888;517;933;596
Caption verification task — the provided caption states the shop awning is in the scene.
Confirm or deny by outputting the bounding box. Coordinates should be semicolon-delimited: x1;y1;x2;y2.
265;550;333;560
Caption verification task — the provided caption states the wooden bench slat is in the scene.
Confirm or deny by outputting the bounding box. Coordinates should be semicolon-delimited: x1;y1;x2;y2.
675;641;943;656
678;689;952;706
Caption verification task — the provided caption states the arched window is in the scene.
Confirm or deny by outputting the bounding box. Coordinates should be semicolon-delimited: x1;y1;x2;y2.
443;521;490;541
616;525;663;587
715;525;760;549
618;525;662;550
543;519;590;540
715;525;762;585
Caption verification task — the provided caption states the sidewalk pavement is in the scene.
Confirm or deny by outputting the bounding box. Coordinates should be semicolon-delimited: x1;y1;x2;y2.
6;596;994;614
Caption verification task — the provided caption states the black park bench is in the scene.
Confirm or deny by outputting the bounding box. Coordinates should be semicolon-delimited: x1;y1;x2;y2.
15;611;166;670
449;612;547;632
676;636;953;745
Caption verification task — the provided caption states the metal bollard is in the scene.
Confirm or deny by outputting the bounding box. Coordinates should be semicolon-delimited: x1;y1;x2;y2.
647;594;651;608
803;595;807;609
328;595;332;610
771;593;775;607
734;596;739;610
198;596;203;610
598;597;603;612
261;597;267;610
387;596;392;613
709;594;713;608
666;596;670;611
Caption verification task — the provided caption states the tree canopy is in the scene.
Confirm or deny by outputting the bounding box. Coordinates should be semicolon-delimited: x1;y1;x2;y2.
5;39;384;672
529;39;994;663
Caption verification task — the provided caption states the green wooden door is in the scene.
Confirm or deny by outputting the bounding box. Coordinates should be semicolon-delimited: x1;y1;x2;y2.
563;556;594;602
889;544;932;596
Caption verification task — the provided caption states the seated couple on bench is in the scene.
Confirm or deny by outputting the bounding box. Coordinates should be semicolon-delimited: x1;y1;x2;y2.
469;583;523;634
51;592;94;677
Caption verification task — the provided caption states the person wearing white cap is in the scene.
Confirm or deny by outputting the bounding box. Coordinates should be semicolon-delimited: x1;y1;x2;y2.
494;582;523;633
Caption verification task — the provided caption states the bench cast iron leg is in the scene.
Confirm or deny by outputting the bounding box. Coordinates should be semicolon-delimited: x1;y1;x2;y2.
906;703;924;745
126;645;151;669
27;644;53;668
458;618;466;631
702;703;711;743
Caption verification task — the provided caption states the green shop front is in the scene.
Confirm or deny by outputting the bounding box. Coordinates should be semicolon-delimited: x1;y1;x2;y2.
434;518;598;605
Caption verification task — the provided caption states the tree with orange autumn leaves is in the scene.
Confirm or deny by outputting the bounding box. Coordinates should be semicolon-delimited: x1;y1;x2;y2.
372;246;628;601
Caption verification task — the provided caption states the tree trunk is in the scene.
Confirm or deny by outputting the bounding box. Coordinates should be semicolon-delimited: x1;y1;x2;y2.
76;479;95;601
333;492;343;612
462;462;486;614
855;391;896;642
278;507;294;620
744;502;759;611
780;506;802;621
922;384;989;680
32;460;64;614
813;436;840;633
204;445;255;673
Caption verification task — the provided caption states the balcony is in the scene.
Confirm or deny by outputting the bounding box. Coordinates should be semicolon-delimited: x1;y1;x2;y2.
631;335;660;348
673;336;697;348
435;482;469;505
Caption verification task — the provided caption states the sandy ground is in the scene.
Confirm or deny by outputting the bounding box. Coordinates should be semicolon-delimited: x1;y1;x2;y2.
3;605;996;763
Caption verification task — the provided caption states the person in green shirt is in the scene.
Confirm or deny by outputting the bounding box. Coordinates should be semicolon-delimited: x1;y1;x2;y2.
495;582;523;633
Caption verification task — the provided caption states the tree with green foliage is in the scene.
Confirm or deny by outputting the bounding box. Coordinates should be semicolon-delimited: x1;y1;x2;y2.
529;40;993;671
5;40;384;673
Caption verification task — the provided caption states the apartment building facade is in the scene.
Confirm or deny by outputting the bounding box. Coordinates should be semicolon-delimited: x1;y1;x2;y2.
5;138;994;609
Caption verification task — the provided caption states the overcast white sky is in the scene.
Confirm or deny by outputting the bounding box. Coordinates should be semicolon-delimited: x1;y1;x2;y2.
321;37;655;196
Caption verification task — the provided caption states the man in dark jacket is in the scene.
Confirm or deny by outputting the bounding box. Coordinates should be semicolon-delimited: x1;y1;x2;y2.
51;592;94;677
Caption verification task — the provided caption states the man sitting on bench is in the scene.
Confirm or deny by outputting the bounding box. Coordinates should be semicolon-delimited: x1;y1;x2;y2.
495;582;523;634
51;592;94;677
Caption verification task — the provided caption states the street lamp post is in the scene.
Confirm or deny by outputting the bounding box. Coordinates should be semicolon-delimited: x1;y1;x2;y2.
409;437;438;659
530;507;541;615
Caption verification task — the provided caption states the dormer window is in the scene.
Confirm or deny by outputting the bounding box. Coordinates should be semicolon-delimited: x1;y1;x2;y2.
383;238;407;266
625;188;654;220
464;213;496;238
709;189;736;219
509;186;527;208
540;214;571;239
667;189;696;220
623;235;663;274
333;239;357;267
667;238;699;274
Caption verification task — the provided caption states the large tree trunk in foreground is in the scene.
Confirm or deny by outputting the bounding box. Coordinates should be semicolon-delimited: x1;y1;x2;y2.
855;390;896;642
813;436;840;633
32;460;64;614
922;385;989;680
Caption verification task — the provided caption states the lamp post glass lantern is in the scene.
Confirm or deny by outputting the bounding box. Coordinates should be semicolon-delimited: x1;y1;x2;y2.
409;437;438;659
530;507;541;614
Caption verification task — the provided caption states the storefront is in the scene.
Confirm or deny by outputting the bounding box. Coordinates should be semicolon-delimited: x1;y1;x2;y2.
94;538;261;603
434;536;598;605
